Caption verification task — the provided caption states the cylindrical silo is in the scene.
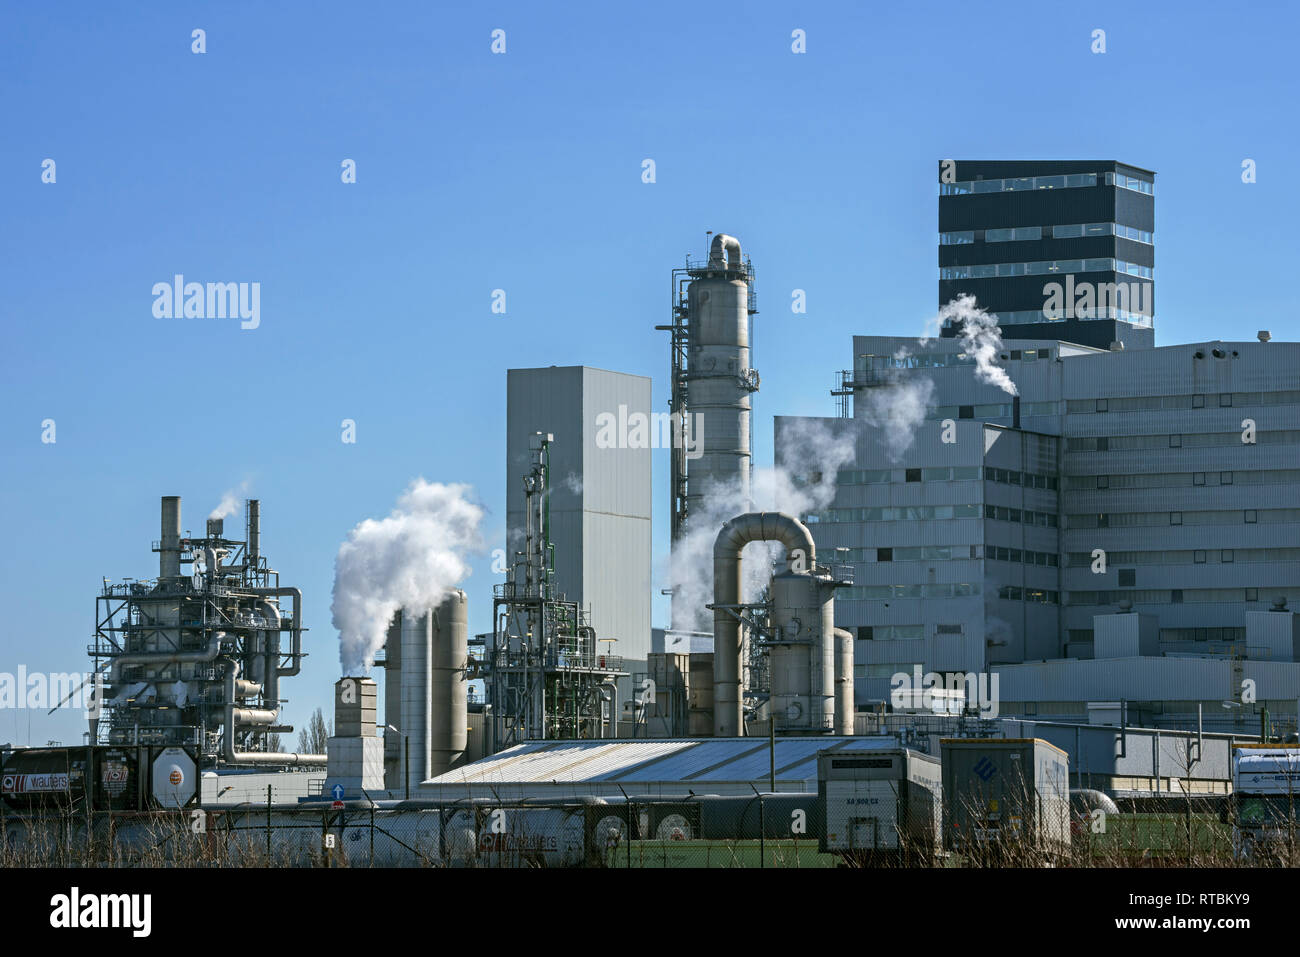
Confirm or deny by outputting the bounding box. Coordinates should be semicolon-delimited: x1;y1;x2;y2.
430;589;468;778
399;610;432;783
768;572;835;735
833;627;855;736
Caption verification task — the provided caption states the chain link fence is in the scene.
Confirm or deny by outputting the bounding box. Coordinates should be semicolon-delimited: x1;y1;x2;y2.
2;794;1296;867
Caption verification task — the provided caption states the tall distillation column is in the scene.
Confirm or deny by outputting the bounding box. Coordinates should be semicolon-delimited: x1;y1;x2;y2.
663;233;758;631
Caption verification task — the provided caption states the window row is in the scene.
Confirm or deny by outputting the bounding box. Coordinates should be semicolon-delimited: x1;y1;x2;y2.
1065;390;1300;414
1066;548;1300;566
940;258;1153;280
1066;469;1300;491
939;222;1153;245
1159;628;1246;643
810;504;983;523
1067;588;1287;605
861;348;1056;369
1066;430;1300;452
1067;509;1293;528
857;624;925;641
930;401;1061;420
988;307;1154;326
840;545;981;562
995;586;1061;604
984;466;1059;489
840;583;981;600
835;466;983;485
939;171;1153;195
985;504;1059;527
987;546;1059;567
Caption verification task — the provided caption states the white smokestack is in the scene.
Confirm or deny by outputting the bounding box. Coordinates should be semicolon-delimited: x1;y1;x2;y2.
332;479;484;674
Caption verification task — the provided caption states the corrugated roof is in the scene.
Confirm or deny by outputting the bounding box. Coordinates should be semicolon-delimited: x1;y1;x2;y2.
423;737;896;787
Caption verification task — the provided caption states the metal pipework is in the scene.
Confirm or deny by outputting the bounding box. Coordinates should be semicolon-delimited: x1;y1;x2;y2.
712;512;816;737
108;630;230;689
253;599;281;709
833;628;855;736
160;496;181;579
708;233;743;269
246;587;303;678
221;659;325;766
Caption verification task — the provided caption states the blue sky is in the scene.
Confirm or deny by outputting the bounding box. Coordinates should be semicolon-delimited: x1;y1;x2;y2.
3;1;1296;746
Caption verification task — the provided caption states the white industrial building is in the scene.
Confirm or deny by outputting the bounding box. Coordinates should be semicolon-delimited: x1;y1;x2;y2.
505;366;654;692
774;333;1300;734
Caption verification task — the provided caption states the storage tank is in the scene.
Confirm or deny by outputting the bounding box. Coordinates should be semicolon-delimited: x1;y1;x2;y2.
395;591;469;784
430;589;468;778
769;571;836;734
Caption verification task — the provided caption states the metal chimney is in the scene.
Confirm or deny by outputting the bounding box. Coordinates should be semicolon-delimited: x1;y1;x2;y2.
160;496;181;579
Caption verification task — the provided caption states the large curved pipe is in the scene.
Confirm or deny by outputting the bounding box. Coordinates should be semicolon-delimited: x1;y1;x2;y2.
833;628;855;735
221;658;325;766
253;599;281;711
713;512;816;736
708;233;743;270
246;587;303;677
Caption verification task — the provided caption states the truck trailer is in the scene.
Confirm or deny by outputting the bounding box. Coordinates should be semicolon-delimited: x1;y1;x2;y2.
941;738;1070;864
817;747;943;865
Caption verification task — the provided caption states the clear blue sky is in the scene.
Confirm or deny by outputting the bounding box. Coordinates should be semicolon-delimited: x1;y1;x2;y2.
3;1;1296;746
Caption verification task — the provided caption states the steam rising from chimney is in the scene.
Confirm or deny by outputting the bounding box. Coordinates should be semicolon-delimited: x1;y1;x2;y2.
928;294;1018;396
210;481;250;520
665;420;856;633
332;479;484;674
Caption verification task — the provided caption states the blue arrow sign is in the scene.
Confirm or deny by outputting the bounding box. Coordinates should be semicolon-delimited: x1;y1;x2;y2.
331;784;345;801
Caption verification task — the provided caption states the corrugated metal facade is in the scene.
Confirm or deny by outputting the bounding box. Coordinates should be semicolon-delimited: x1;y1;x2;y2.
506;367;653;689
417;736;894;798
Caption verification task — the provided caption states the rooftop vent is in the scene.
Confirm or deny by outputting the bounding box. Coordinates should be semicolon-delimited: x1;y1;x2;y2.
1258;330;1271;342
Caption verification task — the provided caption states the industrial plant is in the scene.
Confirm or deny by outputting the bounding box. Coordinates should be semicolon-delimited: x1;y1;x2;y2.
5;168;1300;871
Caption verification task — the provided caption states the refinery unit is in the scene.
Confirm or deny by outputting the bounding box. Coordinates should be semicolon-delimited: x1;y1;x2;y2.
5;214;1300;868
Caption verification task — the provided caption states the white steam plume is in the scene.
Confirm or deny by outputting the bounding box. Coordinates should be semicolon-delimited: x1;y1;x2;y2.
210;481;250;520
332;479;484;674
928;294;1018;395
665;419;856;633
858;376;936;462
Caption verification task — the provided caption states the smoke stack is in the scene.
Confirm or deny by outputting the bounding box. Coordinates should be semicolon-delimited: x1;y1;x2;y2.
160;496;181;579
206;518;223;538
246;499;261;566
1012;395;1021;429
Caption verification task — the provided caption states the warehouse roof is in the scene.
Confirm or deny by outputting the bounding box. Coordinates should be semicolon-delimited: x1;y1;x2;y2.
418;736;897;797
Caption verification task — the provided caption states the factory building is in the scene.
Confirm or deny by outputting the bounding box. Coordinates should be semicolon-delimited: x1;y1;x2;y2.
505;366;654;696
778;331;1300;734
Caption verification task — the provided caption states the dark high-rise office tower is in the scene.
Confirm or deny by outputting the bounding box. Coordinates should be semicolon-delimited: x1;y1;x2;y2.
938;160;1155;350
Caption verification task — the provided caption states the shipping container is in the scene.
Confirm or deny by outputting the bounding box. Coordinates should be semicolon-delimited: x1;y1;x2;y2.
941;738;1070;862
817;748;943;863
